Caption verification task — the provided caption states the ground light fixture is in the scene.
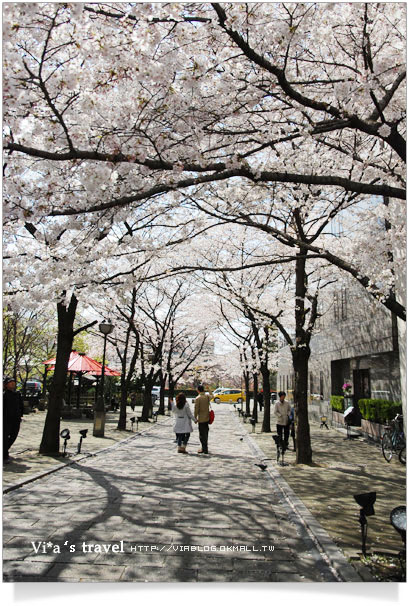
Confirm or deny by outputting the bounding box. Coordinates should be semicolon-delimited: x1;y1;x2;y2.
354;491;377;556
77;429;88;454
130;416;137;432
249;418;256;433
60;428;70;457
320;416;329;429
272;434;288;466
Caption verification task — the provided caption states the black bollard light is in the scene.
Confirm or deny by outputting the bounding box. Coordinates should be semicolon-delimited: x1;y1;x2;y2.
77;429;88;454
354;492;377;556
272;435;281;463
249;418;256;433
130;416;137;432
60;428;71;457
320;416;329;429
153;411;158;423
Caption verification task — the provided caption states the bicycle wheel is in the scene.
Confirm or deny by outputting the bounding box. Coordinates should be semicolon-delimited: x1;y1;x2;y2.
382;432;393;462
399;447;406;465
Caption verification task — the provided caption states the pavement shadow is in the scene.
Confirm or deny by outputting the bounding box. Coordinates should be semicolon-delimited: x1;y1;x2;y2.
3;427;338;583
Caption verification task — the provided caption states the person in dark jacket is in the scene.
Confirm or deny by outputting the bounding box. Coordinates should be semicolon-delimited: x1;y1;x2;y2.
3;377;24;463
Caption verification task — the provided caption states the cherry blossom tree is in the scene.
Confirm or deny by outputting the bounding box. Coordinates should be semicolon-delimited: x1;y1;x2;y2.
3;3;405;217
2;3;406;456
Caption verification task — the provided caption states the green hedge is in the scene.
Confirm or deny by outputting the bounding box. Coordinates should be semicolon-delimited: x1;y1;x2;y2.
358;399;402;424
330;395;344;412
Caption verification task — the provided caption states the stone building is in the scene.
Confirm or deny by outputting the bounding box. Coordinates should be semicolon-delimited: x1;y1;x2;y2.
277;282;402;407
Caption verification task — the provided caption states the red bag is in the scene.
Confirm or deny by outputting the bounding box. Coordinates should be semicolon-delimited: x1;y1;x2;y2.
208;410;215;425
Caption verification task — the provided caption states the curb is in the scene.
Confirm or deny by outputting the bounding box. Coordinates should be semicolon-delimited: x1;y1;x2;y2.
3;417;172;495
233;411;362;582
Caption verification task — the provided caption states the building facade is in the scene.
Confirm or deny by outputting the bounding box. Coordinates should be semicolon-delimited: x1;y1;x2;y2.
277;283;401;407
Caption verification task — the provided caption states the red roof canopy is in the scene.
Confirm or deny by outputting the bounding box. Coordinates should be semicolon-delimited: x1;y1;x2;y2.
43;351;121;376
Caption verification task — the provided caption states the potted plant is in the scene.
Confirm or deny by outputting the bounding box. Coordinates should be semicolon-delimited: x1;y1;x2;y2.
342;382;353;409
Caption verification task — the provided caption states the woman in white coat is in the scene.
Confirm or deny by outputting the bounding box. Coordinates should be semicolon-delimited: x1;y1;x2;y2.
172;392;197;453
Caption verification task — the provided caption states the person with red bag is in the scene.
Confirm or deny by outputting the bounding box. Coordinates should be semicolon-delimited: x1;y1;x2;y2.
194;385;211;454
172;392;197;454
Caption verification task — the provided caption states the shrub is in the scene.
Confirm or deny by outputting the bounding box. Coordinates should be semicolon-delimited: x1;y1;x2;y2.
358;399;402;424
330;395;344;412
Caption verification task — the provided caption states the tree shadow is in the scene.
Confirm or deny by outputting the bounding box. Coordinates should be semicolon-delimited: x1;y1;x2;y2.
3;413;349;583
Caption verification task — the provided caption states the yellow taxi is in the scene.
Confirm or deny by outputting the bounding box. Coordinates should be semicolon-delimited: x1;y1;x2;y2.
212;388;245;404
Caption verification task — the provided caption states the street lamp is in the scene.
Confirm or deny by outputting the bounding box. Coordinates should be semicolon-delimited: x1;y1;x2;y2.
93;320;114;437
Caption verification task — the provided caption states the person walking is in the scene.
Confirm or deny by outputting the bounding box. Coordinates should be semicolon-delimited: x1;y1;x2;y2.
257;390;264;412
172;392;196;453
194;384;211;454
274;391;292;453
3;377;24;463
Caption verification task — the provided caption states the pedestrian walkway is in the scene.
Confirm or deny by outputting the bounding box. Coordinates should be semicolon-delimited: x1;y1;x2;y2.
2;408;155;491
240;407;406;565
2;407;360;582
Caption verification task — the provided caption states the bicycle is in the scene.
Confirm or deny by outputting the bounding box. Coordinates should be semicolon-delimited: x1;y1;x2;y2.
381;414;406;465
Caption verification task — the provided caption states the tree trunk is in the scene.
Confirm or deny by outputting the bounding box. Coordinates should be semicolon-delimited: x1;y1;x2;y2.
118;375;128;430
168;377;176;410
141;388;153;421
39;295;77;455
292;246;313;464
252;372;259;422
244;370;251;416
141;371;155;420
292;346;312;464
158;373;166;415
261;363;271;433
41;367;48;398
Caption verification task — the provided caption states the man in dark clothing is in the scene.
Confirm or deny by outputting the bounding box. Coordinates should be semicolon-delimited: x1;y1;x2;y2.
3;377;24;463
257;391;264;412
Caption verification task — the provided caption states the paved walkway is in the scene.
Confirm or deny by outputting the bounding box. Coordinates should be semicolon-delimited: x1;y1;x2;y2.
2;407;153;491
2;407;359;583
240;408;406;563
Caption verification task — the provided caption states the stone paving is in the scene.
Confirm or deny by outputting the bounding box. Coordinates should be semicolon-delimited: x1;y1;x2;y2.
2;406;360;583
2;407;154;490
240;407;407;564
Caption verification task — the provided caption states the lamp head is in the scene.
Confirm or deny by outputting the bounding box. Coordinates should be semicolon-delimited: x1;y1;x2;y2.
60;428;70;440
354;491;376;516
99;320;114;336
79;429;88;438
130;417;136;423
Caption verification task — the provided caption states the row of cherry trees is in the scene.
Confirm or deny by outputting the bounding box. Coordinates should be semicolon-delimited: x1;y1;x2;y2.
3;3;405;462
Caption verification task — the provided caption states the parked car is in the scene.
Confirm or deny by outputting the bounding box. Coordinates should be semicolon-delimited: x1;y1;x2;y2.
151;386;161;400
212;388;245;404
213;387;228;396
24;380;42;397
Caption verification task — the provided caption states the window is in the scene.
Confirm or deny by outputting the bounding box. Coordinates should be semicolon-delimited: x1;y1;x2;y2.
333;287;348;322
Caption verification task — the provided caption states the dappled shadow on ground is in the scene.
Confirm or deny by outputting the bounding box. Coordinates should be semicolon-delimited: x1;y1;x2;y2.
250;415;406;559
2;411;338;583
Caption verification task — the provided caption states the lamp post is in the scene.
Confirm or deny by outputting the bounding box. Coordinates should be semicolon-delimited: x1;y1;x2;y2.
93;320;114;437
